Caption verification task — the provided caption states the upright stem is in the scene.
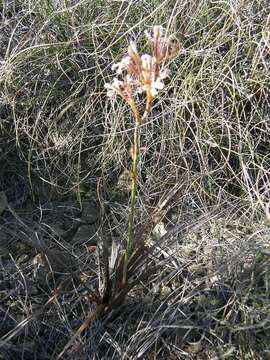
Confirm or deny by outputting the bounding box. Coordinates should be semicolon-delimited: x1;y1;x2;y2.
123;105;141;285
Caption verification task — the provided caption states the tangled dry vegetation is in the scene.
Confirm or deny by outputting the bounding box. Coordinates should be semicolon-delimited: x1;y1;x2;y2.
0;0;270;359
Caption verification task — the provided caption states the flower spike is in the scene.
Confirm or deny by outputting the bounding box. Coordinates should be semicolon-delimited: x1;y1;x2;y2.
105;26;179;111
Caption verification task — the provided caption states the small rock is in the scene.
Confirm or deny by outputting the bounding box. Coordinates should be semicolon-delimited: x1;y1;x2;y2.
71;224;98;245
152;222;167;240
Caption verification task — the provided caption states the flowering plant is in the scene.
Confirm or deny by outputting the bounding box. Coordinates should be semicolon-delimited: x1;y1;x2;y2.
105;26;179;284
58;26;179;358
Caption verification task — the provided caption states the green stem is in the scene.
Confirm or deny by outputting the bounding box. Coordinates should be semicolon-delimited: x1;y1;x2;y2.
123;107;141;285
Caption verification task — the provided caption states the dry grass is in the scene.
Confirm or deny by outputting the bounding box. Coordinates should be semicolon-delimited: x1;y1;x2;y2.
1;0;270;359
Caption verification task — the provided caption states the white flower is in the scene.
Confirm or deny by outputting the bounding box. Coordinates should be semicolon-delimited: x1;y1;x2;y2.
111;78;123;88
104;85;116;98
153;77;165;90
105;78;123;98
143;77;165;97
111;56;130;74
140;76;165;97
